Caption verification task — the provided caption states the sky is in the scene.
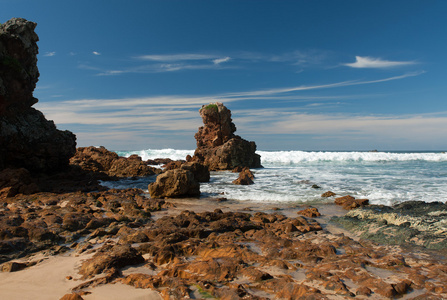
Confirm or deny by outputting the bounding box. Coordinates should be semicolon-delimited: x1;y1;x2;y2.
2;0;447;151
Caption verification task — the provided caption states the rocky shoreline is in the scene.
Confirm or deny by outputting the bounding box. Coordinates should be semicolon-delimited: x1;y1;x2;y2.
1;18;447;299
1;194;446;299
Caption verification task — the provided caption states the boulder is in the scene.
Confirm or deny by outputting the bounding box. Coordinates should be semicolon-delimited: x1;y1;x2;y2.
335;195;369;210
192;102;261;170
0;18;76;173
70;146;158;177
232;167;254;185
321;191;336;197
180;161;210;182
148;169;200;198
297;207;321;218
78;244;144;278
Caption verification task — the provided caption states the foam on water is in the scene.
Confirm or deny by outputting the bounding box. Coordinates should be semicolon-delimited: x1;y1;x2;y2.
116;149;195;161
258;150;447;165
111;149;447;205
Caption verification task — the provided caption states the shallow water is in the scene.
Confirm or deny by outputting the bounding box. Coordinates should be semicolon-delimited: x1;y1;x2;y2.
110;149;447;206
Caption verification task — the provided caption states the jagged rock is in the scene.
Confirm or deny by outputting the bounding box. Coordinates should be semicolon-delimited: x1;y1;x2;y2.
232;167;254;185
192;102;261;170
180;161;210;182
70;146;158;177
148;169;200;198
335;195;369;210
78;244;144;278
321;191;336;197
0;18;76;173
297;207;321;218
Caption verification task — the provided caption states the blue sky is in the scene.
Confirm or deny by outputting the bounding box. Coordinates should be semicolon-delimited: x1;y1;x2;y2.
2;0;447;150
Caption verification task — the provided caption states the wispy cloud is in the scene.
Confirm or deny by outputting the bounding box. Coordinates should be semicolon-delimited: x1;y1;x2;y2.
213;57;231;65
92;51;101;56
36;71;430;149
344;56;416;68
220;71;424;99
136;54;217;61
89;50;331;76
43;51;56;57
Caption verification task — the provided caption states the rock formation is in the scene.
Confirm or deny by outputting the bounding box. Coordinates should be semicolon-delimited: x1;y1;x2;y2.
232;167;254;185
70;146;159;178
148;169;200;198
192;102;261;170
0;18;76;173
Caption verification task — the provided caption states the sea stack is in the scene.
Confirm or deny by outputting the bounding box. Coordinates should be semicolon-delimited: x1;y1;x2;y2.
192;102;261;170
0;18;76;172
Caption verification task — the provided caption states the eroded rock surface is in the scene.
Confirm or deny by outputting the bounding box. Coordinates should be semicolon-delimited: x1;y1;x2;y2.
192;102;262;170
0;18;76;173
148;169;200;198
70;146;159;178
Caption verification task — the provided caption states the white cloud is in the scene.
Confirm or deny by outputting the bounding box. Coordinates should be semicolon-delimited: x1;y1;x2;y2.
92;51;101;56
44;51;56;57
213;57;231;65
344;56;416;68
136;54;217;61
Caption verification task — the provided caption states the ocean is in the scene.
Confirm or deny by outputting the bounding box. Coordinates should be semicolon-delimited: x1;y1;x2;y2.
109;149;447;206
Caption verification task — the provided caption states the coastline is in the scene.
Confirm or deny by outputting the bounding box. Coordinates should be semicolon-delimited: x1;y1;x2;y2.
1;196;446;299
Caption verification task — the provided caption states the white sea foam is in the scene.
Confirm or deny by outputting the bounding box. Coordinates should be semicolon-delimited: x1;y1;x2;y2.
116;149;194;161
258;150;447;165
111;149;447;205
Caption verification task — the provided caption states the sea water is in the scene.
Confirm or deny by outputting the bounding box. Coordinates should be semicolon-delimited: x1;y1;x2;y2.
112;149;447;206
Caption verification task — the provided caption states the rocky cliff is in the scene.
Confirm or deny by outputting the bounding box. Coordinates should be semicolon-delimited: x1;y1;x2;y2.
0;18;76;172
192;102;261;170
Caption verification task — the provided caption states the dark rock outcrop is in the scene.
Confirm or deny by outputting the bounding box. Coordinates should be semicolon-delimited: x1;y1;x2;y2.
0;18;76;173
192;102;261;170
148;169;200;198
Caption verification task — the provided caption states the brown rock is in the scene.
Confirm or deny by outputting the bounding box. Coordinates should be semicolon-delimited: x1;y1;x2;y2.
192;102;262;170
78;244;144;278
393;279;412;295
276;283;323;299
180;161;210;182
335;195;369;210
70;146;157;177
1;261;28;272
232;168;254;185
356;286;372;296
321;191;336;197
59;294;84;300
297;207;321;218
148;169;200;198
